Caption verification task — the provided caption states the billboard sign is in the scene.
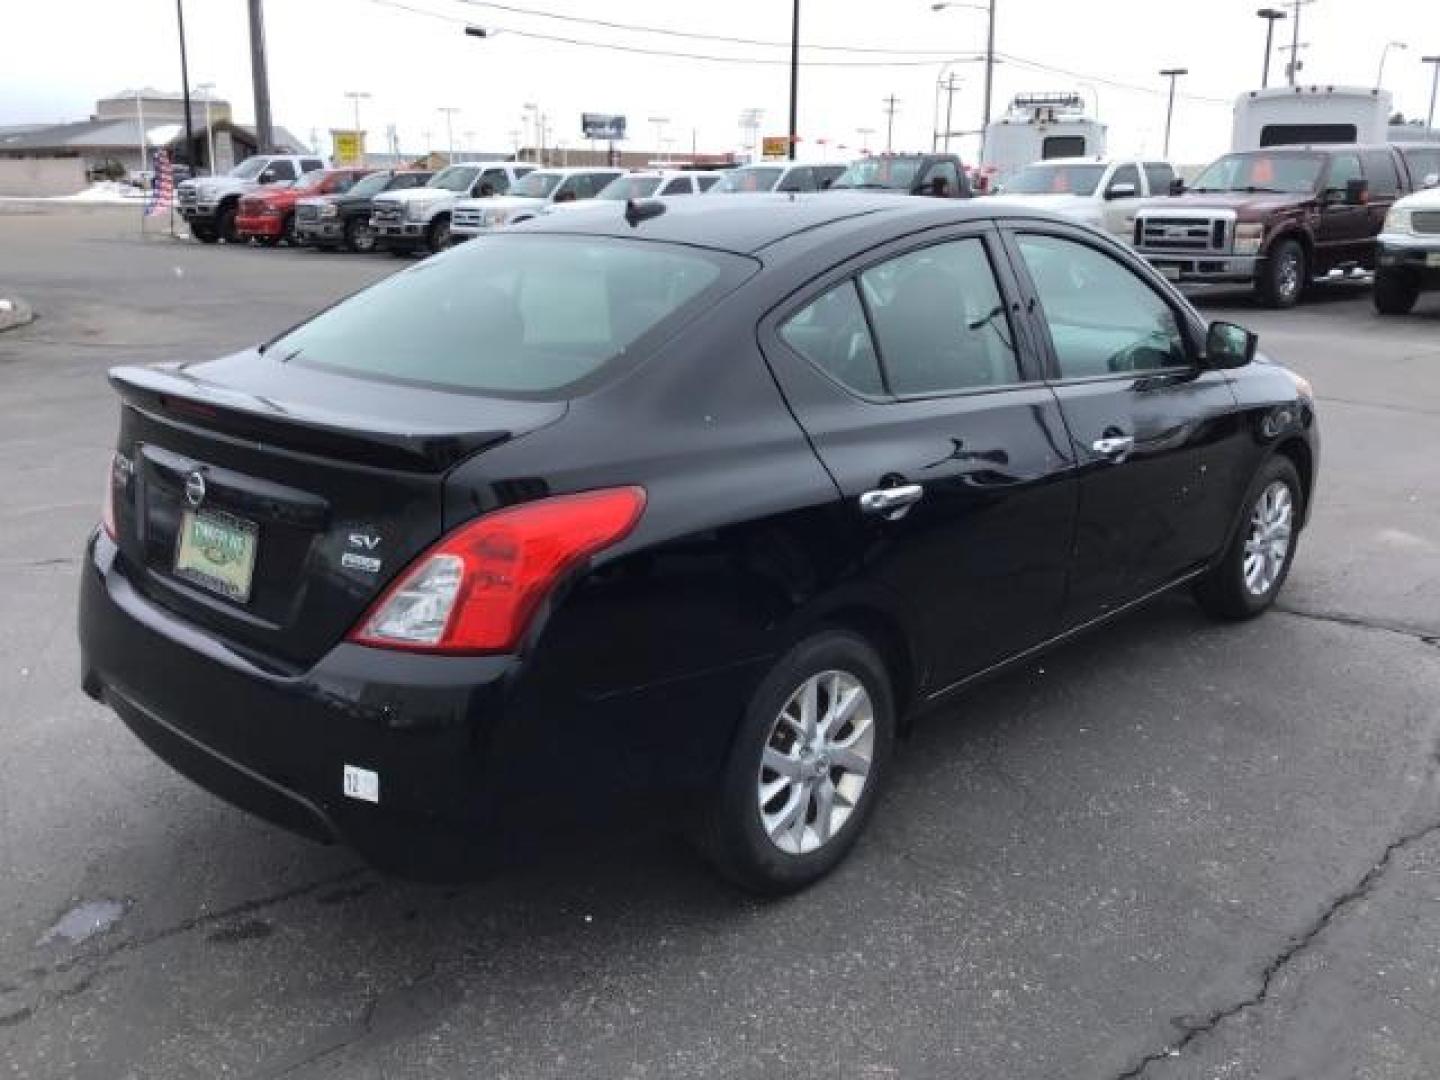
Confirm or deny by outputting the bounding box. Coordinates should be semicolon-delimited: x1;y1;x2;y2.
331;129;365;166
762;135;790;159
582;113;627;141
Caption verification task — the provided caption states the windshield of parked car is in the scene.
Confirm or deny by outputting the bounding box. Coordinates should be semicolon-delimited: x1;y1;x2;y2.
293;170;331;192
1189;153;1323;194
510;172;564;198
829;157;925;190
229;158;268;180
712;167;784;193
346;172;392;198
427;166;480;192
1003;163;1107;196
267;236;753;397
1401;148;1440;187
597;175;663;199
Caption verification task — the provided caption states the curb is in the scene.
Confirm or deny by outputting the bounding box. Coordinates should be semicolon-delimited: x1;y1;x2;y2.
0;295;34;332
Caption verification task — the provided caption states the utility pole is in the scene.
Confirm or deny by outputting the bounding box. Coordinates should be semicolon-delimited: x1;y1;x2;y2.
941;73;961;152
246;0;274;153
1159;68;1188;158
175;1;195;168
981;0;996;161
1426;55;1440;133
856;127;874;153
438;107;460;164
788;0;800;160
882;95;900;152
1284;0;1315;86
1256;8;1287;88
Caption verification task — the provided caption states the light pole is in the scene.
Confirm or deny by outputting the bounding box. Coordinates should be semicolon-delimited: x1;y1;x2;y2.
196;82;218;174
1425;55;1440;133
788;0;800;161
932;2;995;160
856;127;875;154
1159;68;1188;159
649;116;670;163
522;103;537;162
438;107;459;164
1376;41;1407;88
1256;8;1287;88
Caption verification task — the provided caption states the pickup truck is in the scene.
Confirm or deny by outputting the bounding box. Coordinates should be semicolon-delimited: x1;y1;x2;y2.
235;168;370;246
1132;143;1424;308
450;167;622;240
1375;181;1440;313
827;153;973;198
368;161;534;254
294;169;433;252
987;158;1176;240
176;154;326;243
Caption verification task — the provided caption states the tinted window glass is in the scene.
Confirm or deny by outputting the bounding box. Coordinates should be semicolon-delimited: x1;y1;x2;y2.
599;175;663;199
814;165;845;190
1360;150;1400;197
1260;123;1357;147
780;167;815;192
1401;147;1440;186
1018;234;1188;379
269;236;743;397
780;283;884;396
331;172;360;194
1325;153;1363;194
301;159;324;173
1042;136;1087;159
267;160;296;182
924;160;961;197
1108;164;1140;194
390;172;431;190
479;168;511;195
1143;162;1175;194
860;239;1019;396
660;177;693;195
696;175;719;191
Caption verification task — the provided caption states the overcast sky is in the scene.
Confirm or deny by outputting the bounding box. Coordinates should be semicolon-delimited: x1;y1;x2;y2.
3;0;1437;165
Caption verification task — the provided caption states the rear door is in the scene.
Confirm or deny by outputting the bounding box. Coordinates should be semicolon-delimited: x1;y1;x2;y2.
1001;223;1242;625
761;224;1077;687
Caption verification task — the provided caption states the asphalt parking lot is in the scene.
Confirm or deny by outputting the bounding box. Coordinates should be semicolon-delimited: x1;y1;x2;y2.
2;203;1439;1080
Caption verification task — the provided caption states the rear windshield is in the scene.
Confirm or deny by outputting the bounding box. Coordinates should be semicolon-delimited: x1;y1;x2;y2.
267;236;753;397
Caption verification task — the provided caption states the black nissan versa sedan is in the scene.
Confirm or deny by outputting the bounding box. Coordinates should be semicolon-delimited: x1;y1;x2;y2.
79;195;1318;893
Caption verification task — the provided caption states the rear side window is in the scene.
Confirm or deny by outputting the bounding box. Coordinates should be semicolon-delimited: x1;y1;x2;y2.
1360;150;1401;197
269;237;747;397
780;283;884;396
1143;162;1175;194
860;239;1020;396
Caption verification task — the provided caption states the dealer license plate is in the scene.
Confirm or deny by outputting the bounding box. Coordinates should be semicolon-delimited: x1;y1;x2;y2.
174;509;258;602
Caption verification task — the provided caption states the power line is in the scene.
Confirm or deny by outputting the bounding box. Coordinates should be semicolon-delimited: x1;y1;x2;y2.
996;51;1232;106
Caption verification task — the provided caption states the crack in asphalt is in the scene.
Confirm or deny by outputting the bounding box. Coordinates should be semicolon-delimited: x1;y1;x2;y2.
1313;394;1440;418
1111;816;1440;1079
1274;605;1439;646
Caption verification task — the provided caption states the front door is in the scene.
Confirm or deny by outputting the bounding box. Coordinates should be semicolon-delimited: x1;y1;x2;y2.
1002;225;1243;626
1315;151;1370;272
761;226;1078;688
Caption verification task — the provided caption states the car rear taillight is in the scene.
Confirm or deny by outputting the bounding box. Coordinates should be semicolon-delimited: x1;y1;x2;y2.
349;487;646;654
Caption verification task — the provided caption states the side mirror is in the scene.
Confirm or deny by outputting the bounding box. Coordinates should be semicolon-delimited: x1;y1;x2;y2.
1168;177;1186;196
1343;177;1369;206
1204;321;1257;369
1106;182;1137;200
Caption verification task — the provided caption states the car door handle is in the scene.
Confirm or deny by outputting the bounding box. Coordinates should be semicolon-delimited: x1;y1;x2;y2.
859;484;924;520
1092;435;1135;461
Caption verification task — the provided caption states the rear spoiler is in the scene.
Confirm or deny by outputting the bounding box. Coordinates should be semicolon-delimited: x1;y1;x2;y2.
109;365;509;473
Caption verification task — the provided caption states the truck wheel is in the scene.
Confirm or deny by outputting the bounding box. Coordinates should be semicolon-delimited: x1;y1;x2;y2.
280;213;296;246
217;202;240;244
191;223;219;244
1373;267;1420;315
1256;239;1305;309
344;216;377;253
426;214;451;254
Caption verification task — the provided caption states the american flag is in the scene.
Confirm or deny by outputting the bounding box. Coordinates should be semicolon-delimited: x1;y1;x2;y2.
145;149;174;218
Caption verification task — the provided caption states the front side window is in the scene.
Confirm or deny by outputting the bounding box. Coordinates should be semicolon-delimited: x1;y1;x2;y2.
348;171;393;198
1143;162;1175;195
266;236;748;397
427;166;480;192
860;239;1020;396
1107;164;1140;195
478;168;511;195
390;172;431;191
779;167;815;192
660;177;693;196
780;283;883;396
696;175;719;192
923;160;961;197
301;159;325;173
1017;234;1188;379
266;160;297;182
1323;153;1363;197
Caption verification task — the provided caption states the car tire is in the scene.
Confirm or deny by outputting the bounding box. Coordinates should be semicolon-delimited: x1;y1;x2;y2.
1256;239;1306;309
344;216;376;253
256;232;281;248
217;202;239;244
280;213;296;246
191;224;218;244
1373;267;1420;315
426;215;451;254
697;629;895;895
1194;455;1303;621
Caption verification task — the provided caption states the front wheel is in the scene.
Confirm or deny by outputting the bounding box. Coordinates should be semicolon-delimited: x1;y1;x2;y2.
1255;239;1306;309
190;223;219;244
426;215;451;254
1194;456;1302;620
697;630;894;894
344;215;376;253
216;202;239;244
1373;267;1420;315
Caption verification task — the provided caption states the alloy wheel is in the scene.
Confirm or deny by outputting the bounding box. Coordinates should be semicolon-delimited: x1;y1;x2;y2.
757;670;875;855
1243;480;1293;596
1277;251;1301;303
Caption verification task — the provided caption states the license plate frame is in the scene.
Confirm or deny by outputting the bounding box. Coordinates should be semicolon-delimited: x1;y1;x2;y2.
173;508;259;603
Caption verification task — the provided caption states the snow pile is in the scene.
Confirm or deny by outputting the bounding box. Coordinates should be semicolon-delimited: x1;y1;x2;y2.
57;182;148;203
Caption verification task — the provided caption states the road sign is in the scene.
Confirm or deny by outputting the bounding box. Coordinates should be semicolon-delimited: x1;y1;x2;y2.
331;129;365;166
582;114;626;141
762;136;790;159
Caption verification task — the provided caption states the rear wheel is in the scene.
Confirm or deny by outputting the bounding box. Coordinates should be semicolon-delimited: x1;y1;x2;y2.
1256;239;1306;309
1194;456;1302;620
1373;267;1420;315
344;215;376;253
426;214;451;254
698;630;894;894
217;202;239;244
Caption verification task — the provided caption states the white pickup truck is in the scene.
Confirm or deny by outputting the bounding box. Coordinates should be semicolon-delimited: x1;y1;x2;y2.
449;167;623;240
988;158;1177;241
368;161;534;254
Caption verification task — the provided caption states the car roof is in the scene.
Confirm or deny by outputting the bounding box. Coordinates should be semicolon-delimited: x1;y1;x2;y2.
624;169;722;179
517;191;1054;255
528;166;625;176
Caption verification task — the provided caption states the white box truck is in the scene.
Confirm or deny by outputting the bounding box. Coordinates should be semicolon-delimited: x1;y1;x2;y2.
1231;86;1393;151
980;93;1107;192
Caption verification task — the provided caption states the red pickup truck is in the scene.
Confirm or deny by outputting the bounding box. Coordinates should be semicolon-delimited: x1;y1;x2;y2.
236;168;371;246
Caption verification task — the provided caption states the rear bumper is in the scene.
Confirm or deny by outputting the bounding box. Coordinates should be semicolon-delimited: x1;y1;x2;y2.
78;532;748;879
1136;249;1261;284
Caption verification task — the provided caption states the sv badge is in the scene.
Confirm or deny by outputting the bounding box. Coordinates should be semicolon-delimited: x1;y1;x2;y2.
348;532;381;550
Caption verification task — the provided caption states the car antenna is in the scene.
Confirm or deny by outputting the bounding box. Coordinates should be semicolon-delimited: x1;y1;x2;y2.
624;198;666;227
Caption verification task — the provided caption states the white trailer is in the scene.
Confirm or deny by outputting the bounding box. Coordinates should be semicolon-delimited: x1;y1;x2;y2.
1231;86;1393;152
980;93;1107;192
